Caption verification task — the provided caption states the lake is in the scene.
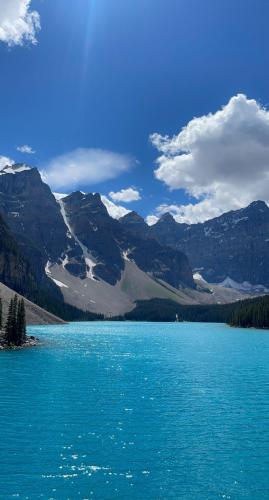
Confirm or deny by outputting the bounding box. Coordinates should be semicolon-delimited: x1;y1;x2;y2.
0;321;269;499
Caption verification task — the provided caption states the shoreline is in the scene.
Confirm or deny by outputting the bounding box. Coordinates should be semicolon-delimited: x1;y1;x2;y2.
0;334;39;351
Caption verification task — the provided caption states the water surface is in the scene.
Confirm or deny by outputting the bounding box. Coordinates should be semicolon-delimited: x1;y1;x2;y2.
0;322;269;499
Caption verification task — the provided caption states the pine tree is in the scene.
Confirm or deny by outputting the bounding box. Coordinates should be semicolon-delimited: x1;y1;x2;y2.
4;298;15;345
0;298;2;330
17;299;26;345
4;295;27;346
12;295;18;343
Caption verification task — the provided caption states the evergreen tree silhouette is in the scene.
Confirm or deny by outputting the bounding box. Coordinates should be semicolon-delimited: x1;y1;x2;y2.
17;299;26;345
0;298;2;330
4;295;26;346
4;297;15;345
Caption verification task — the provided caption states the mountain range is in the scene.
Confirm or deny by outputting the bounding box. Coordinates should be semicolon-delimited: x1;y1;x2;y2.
121;200;269;293
0;163;267;317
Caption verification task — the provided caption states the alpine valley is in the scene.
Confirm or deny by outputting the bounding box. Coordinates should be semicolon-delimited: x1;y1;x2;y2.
0;163;268;319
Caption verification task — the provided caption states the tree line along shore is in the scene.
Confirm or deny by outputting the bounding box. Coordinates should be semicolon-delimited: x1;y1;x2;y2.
0;292;268;351
114;295;269;328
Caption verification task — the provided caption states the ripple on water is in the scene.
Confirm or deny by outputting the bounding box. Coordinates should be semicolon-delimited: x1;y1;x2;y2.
0;321;269;499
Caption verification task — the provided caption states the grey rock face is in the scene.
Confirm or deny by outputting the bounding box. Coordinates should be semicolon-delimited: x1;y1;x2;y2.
62;192;124;284
119;211;150;239
149;201;269;286
0;166;70;278
61;192;195;288
0;165;195;294
0;212;37;295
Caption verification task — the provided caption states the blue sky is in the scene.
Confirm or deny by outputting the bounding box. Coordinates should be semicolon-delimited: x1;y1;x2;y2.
1;0;269;223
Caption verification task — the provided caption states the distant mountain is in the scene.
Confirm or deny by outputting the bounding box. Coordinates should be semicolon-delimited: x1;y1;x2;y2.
0;164;197;316
1;162;266;317
147;200;269;290
119;211;149;239
61;191;194;288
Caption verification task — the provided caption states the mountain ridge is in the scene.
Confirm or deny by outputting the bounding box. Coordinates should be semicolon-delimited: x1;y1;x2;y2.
0;164;199;315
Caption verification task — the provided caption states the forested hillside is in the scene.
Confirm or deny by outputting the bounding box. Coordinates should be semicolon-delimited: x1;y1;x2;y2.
123;296;269;327
229;295;269;328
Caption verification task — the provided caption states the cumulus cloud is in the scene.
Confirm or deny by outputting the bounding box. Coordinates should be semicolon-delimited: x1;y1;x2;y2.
146;215;159;226
0;0;40;46
0;155;14;169
151;94;269;223
42;148;134;190
109;187;141;203
101;195;130;219
16;144;35;154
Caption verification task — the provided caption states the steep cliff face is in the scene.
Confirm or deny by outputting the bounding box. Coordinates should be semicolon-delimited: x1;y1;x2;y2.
0;212;37;295
0;165;70;309
0;165;195;315
61;192;125;284
149;201;269;288
60;192;195;288
0;165;69;266
119;211;150;239
128;238;194;289
2;161;267;311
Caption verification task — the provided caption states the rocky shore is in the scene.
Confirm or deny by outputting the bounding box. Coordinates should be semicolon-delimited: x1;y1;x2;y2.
0;333;39;350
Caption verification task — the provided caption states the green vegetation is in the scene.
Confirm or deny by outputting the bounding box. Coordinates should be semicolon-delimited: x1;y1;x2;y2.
4;295;26;346
122;296;269;328
27;289;104;321
0;298;2;330
122;298;236;323
24;287;104;322
229;295;269;329
124;299;184;322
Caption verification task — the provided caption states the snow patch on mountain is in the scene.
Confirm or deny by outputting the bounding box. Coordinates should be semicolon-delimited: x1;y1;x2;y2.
0;164;32;175
193;272;208;283
231;216;249;225
204;227;212;237
58;199;97;280
218;276;269;293
123;250;132;262
53;192;68;200
51;278;69;288
62;255;69;269
85;257;96;280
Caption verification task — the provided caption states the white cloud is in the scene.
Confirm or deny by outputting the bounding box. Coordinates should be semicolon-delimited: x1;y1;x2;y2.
109;187;141;203
0;0;40;46
16;144;35;154
101;195;130;220
42;148;134;190
155;197;237;224
0;155;14;169
146;215;159;226
151;94;269;223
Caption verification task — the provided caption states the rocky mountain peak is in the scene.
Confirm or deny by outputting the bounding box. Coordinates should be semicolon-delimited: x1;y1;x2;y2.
158;212;176;224
246;200;269;212
119;210;149;239
0;163;33;175
120;211;145;223
64;192;108;215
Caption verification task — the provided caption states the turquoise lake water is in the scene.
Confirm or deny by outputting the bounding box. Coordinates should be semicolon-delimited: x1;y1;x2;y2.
0;322;269;499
